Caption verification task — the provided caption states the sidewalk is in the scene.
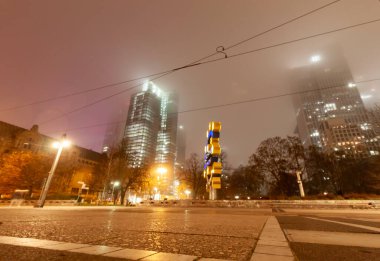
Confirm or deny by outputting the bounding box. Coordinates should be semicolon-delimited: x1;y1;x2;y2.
251;216;294;261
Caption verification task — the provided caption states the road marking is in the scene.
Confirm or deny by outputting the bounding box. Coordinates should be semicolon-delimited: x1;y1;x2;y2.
305;216;380;233
250;216;295;261
0;235;232;260
284;229;380;248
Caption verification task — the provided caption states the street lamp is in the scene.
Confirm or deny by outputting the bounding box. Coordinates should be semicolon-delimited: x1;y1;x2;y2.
35;134;70;208
153;187;160;200
111;181;120;204
77;181;85;202
157;167;167;175
184;190;191;199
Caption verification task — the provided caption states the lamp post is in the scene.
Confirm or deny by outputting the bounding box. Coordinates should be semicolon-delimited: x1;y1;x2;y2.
35;134;70;208
77;181;85;203
156;166;167;196
185;190;191;199
111;181;120;205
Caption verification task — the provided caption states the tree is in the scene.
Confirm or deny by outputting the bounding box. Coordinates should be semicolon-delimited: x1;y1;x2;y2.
227;165;264;198
181;153;206;199
305;146;380;196
360;156;380;193
0;151;51;197
250;136;306;197
88;153;109;195
108;139;149;205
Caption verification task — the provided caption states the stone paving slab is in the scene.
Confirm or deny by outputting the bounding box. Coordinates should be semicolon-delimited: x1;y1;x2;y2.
69;245;123;255
197;257;235;261
250;216;294;261
254;245;293;256
41;242;91;250
16;239;65;247
0;236;231;260
257;239;289;247
141;252;197;261
104;248;157;259
251;253;294;261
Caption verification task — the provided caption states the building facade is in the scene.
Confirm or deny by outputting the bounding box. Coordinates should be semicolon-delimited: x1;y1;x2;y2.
293;50;379;157
0;121;102;196
123;82;180;196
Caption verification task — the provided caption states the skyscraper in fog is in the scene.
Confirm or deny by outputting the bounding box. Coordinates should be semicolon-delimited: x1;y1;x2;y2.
294;49;379;158
123;82;179;170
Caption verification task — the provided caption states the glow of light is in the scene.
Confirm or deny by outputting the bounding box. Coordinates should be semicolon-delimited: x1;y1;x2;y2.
62;140;71;148
361;94;372;99
179;125;184;129
184;190;191;195
310;55;321;63
157;167;167;175
235;195;239;199
142;82;149;91
113;181;120;187
247;197;250;200
347;82;356;88
153;193;160;200
310;130;320;137
52;141;60;148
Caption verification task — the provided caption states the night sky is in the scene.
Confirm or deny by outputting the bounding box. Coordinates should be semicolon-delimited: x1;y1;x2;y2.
1;0;380;166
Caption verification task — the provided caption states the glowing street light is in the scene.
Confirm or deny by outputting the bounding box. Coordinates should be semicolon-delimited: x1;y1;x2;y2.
111;181;120;204
185;190;191;199
310;55;321;63
157;167;167;175
35;134;70;208
348;82;356;88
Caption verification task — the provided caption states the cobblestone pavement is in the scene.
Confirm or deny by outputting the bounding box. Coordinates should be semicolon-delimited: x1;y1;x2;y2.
0;207;270;260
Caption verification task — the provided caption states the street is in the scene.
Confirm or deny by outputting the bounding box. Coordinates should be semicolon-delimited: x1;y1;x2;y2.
0;206;379;260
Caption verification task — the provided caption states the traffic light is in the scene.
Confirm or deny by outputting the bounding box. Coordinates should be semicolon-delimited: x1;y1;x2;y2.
203;121;222;194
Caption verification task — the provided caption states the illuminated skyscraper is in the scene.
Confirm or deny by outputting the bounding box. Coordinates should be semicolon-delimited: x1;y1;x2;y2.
294;50;379;157
124;82;179;170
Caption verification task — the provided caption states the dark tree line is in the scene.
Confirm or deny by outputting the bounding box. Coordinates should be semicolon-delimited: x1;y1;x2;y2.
180;136;380;199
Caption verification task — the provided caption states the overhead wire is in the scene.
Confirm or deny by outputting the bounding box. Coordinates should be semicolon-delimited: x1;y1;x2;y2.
37;71;174;126
0;0;342;113
46;78;380;135
38;17;380;126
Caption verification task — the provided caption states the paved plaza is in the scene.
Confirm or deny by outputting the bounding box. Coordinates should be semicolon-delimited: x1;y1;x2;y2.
0;206;379;260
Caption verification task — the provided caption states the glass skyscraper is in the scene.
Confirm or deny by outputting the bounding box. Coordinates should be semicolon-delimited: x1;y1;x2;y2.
124;82;179;170
293;49;379;158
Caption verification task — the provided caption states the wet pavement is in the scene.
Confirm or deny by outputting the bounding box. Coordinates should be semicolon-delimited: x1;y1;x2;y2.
0;207;269;260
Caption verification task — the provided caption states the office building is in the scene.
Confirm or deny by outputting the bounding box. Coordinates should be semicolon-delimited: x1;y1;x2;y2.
293;49;379;157
123;82;179;173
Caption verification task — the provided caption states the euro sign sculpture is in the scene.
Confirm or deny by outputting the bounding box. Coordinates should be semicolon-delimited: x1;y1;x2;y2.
204;121;222;200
